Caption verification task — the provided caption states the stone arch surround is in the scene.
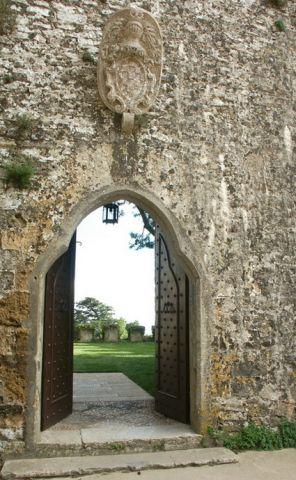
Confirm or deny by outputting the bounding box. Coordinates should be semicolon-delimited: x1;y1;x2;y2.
26;184;209;447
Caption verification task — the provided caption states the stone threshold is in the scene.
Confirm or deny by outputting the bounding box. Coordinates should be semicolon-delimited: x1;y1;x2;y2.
40;422;199;444
33;427;202;458
1;447;238;479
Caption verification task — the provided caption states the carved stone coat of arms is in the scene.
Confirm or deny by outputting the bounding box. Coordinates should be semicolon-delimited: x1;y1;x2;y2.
97;7;163;133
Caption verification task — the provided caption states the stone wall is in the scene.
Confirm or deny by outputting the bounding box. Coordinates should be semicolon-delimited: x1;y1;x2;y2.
129;329;145;343
78;327;94;342
103;325;119;342
0;0;295;455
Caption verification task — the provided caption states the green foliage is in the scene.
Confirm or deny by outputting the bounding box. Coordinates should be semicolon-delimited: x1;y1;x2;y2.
74;341;155;395
126;321;144;333
110;443;125;452
152;440;165;451
75;297;114;324
208;420;296;451
106;201;155;251
278;420;296;448
4;156;35;189
111;202;155;251
129;204;155;251
75;297;114;339
223;424;282;451
14;113;35;139
275;19;286;31
82;51;96;64
74;297;128;340
129;231;155;250
126;322;145;339
3;73;16;84
126;320;140;330
0;0;16;35
116;317;128;339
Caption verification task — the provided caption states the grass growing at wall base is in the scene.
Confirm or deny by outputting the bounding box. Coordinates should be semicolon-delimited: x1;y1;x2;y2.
74;342;155;396
208;421;296;451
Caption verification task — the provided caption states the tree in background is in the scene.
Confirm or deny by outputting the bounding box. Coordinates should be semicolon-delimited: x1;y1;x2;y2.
116;317;128;339
126;321;145;340
105;201;155;250
129;206;155;250
74;297;127;340
126;320;140;330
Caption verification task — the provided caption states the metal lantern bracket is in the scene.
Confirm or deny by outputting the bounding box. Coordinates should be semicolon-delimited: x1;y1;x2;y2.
102;203;120;224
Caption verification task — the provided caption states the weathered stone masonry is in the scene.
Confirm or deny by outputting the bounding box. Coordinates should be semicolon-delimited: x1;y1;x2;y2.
0;0;295;457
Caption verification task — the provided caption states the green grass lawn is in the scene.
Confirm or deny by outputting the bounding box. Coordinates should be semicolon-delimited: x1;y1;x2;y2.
74;342;155;396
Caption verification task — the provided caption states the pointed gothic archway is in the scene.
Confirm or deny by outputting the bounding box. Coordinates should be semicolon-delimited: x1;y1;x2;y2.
26;185;207;447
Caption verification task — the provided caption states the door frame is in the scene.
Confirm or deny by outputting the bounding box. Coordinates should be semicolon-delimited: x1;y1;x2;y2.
26;185;210;448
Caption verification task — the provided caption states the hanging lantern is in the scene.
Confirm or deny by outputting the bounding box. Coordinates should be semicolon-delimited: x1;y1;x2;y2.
102;203;119;224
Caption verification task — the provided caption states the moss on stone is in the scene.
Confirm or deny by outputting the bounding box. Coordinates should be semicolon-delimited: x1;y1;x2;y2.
275;19;286;31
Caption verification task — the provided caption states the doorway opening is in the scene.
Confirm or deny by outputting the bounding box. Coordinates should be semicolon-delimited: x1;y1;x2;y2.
27;187;204;448
73;201;156;408
40;199;192;442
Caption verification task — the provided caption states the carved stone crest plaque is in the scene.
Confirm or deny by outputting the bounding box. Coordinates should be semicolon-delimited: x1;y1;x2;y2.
97;7;163;134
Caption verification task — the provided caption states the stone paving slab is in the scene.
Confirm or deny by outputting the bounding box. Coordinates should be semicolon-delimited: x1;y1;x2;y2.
81;423;198;444
73;373;152;403
1;448;238;479
39;449;296;480
38;429;82;445
39;422;200;447
45;402;182;433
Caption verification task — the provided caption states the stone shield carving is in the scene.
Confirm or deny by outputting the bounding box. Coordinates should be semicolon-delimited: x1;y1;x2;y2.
97;7;163;134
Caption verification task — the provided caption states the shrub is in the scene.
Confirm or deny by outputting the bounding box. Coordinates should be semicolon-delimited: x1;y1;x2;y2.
82;51;96;64
223;424;282;451
275;19;286;31
278;420;296;448
208;420;296;452
4;156;35;189
3;73;16;84
110;443;124;452
126;322;145;340
14;113;35;139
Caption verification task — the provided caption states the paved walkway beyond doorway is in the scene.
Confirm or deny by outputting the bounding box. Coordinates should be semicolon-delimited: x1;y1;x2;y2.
73;373;153;402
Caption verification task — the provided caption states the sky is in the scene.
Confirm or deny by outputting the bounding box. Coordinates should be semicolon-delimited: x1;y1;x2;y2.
75;202;155;334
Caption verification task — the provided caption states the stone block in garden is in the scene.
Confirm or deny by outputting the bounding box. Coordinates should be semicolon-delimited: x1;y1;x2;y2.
78;327;95;343
129;326;145;342
103;325;119;343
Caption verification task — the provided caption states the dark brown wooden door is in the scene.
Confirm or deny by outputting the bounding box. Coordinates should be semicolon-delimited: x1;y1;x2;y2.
41;233;76;431
155;226;190;423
